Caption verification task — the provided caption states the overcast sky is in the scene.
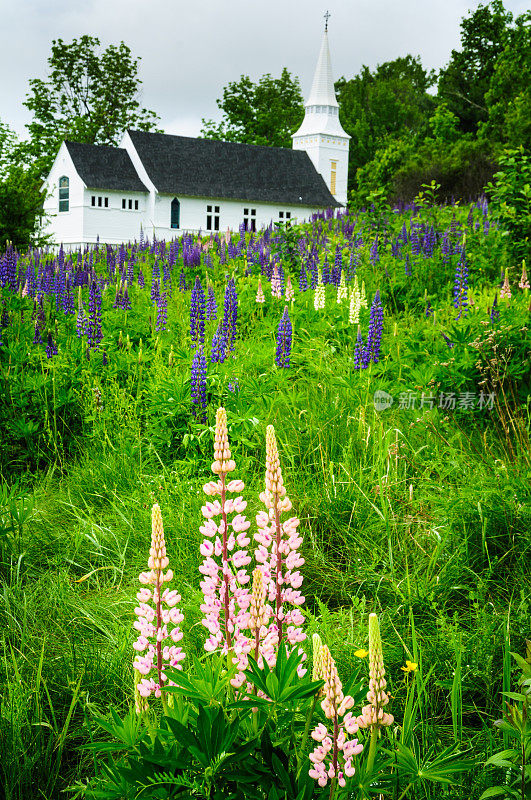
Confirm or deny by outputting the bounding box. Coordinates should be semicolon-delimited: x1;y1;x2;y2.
1;0;528;141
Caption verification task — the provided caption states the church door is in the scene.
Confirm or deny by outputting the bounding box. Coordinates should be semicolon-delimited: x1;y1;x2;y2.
171;198;180;229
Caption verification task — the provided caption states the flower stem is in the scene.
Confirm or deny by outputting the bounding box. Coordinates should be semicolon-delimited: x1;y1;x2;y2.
220;472;232;650
297;693;318;776
366;726;378;777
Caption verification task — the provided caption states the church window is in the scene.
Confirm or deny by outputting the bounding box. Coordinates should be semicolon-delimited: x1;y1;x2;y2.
58;176;69;212
207;205;220;231
104;197;109;208
171;198;180;229
135;200;139;210
91;196;96;206
330;161;337;195
122;199;126;209
127;199;131;209
243;208;256;232
98;197;102;207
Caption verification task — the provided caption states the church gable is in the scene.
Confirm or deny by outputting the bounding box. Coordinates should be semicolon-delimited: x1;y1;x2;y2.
126;130;339;208
64;141;149;193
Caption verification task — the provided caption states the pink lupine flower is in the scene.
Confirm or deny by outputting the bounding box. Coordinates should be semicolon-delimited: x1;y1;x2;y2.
308;643;363;790
133;504;185;709
200;407;252;685
256;278;265;303
271;265;282;298
519;261;530;290
500;270;512;299
254;425;306;667
285;275;295;302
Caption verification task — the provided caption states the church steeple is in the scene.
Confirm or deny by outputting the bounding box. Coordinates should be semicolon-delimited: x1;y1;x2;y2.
292;16;350;206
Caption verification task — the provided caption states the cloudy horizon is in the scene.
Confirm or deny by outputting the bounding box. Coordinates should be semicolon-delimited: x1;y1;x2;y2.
1;0;528;143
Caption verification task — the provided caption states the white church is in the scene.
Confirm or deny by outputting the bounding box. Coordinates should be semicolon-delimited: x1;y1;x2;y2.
42;25;350;247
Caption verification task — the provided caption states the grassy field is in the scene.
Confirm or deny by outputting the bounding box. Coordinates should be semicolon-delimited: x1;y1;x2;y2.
0;201;530;799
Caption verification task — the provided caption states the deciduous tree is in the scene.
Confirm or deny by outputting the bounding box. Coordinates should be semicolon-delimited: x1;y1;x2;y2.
23;35;160;179
200;68;304;149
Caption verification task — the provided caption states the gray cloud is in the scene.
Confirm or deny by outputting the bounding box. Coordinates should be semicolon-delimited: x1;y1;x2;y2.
1;0;528;141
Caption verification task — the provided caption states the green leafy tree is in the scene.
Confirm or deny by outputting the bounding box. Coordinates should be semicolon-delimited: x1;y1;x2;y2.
22;35;160;179
200;68;304;148
482;10;531;149
438;0;513;133
0;121;44;249
335;55;436;193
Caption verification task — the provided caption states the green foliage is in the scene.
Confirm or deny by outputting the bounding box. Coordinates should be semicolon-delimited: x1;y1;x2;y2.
336;55;436;193
487;147;531;260
481;11;531;149
21;35;160;179
200;69;304;148
0;166;45;249
479;644;531;799
438;0;514;133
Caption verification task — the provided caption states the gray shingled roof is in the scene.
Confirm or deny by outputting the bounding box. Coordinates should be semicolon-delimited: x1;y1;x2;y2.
127;130;340;208
65;141;148;193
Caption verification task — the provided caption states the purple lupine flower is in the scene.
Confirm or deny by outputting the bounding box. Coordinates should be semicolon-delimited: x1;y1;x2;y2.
33;322;43;345
191;346;207;421
138;268;145;288
210;323;227;363
370;236;379;264
363;291;384;366
299;260;308;292
206;284;217;320
76;303;88;337
62;275;75;315
322;257;330;285
87;279;103;350
156;291;168;332
190;276;205;346
404;254;412;276
441;332;455;349
113;284;123;309
227;377;240;392
490;293;499;323
122;282;132;311
179;268;187;292
353;328;364;369
425;300;434;317
151;261;161;303
221;278;238;353
453;247;469;319
410;226;421;257
466;205;474;228
127;254;135;286
275;306;292;368
45;331;58;359
441;229;450;262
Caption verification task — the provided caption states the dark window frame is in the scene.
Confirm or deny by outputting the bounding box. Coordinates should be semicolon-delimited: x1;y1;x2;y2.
171;197;180;229
58;176;69;212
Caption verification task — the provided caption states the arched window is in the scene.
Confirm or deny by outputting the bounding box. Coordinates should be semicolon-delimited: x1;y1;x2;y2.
58;176;69;212
171;198;180;229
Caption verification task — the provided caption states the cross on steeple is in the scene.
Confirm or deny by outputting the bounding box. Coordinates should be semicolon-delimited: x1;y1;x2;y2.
324;10;330;31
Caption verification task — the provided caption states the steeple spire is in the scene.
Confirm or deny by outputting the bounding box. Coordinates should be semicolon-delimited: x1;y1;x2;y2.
305;26;339;108
292;19;350;206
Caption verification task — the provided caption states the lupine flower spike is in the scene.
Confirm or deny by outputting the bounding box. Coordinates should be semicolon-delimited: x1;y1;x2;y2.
256;278;265;304
337;271;348;304
314;271;325;311
248;567;269;662
271;265;282;298
285;275;295;302
309;643;363;790
200;408;252;687
133;504;185;709
500;270;512;300
519;261;529;290
255;425;305;670
357;613;394;731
